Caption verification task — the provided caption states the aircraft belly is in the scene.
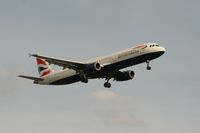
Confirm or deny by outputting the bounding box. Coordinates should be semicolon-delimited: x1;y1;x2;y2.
89;51;165;79
49;74;80;85
46;69;80;85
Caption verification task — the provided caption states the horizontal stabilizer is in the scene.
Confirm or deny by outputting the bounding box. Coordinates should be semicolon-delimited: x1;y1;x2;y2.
18;75;44;81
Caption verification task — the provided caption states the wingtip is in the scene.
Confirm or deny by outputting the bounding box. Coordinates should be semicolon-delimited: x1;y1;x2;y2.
28;54;38;58
18;75;24;78
18;75;26;79
28;53;32;58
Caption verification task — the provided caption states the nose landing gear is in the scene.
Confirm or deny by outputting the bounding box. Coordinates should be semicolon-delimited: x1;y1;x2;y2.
146;60;151;70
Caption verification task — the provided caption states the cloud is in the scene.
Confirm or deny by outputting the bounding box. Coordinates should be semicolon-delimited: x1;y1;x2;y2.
90;89;144;127
91;89;119;101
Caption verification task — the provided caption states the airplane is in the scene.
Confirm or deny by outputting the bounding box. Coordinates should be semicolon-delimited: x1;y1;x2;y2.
19;43;166;88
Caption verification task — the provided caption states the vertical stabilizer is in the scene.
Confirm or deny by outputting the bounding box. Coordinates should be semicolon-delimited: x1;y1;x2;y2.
36;58;53;77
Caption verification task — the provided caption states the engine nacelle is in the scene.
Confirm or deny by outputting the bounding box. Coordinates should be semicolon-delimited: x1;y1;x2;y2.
114;70;135;81
84;62;101;72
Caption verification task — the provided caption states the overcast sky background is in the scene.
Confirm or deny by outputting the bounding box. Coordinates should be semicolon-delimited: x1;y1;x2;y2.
0;0;200;133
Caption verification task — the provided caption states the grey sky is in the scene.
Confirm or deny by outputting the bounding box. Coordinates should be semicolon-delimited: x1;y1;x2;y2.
0;0;200;133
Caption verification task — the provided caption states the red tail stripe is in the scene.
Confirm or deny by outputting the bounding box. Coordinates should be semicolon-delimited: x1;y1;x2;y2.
135;45;146;49
37;58;48;66
40;70;51;77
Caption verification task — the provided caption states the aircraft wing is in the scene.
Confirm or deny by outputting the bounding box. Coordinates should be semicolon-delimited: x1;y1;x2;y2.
31;54;86;70
18;75;44;81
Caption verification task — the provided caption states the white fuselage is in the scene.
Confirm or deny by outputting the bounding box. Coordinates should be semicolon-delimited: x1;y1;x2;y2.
37;43;165;85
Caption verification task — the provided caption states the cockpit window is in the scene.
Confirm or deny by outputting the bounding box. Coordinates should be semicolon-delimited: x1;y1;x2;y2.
150;44;159;47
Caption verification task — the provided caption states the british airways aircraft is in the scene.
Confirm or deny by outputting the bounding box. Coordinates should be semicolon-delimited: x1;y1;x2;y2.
19;43;165;88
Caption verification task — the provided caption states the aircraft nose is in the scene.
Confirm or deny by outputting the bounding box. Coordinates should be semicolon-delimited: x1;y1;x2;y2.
159;47;166;58
160;47;166;53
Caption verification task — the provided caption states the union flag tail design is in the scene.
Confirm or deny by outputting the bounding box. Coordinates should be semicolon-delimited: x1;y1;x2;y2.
36;58;53;77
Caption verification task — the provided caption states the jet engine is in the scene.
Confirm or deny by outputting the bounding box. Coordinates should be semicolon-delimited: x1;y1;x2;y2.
84;62;101;72
114;70;135;81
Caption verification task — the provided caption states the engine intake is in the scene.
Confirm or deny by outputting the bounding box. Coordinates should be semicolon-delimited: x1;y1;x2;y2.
84;62;101;72
114;70;135;81
94;62;101;71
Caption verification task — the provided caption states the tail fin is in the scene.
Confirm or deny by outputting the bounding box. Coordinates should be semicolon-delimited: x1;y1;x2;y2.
36;58;53;77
